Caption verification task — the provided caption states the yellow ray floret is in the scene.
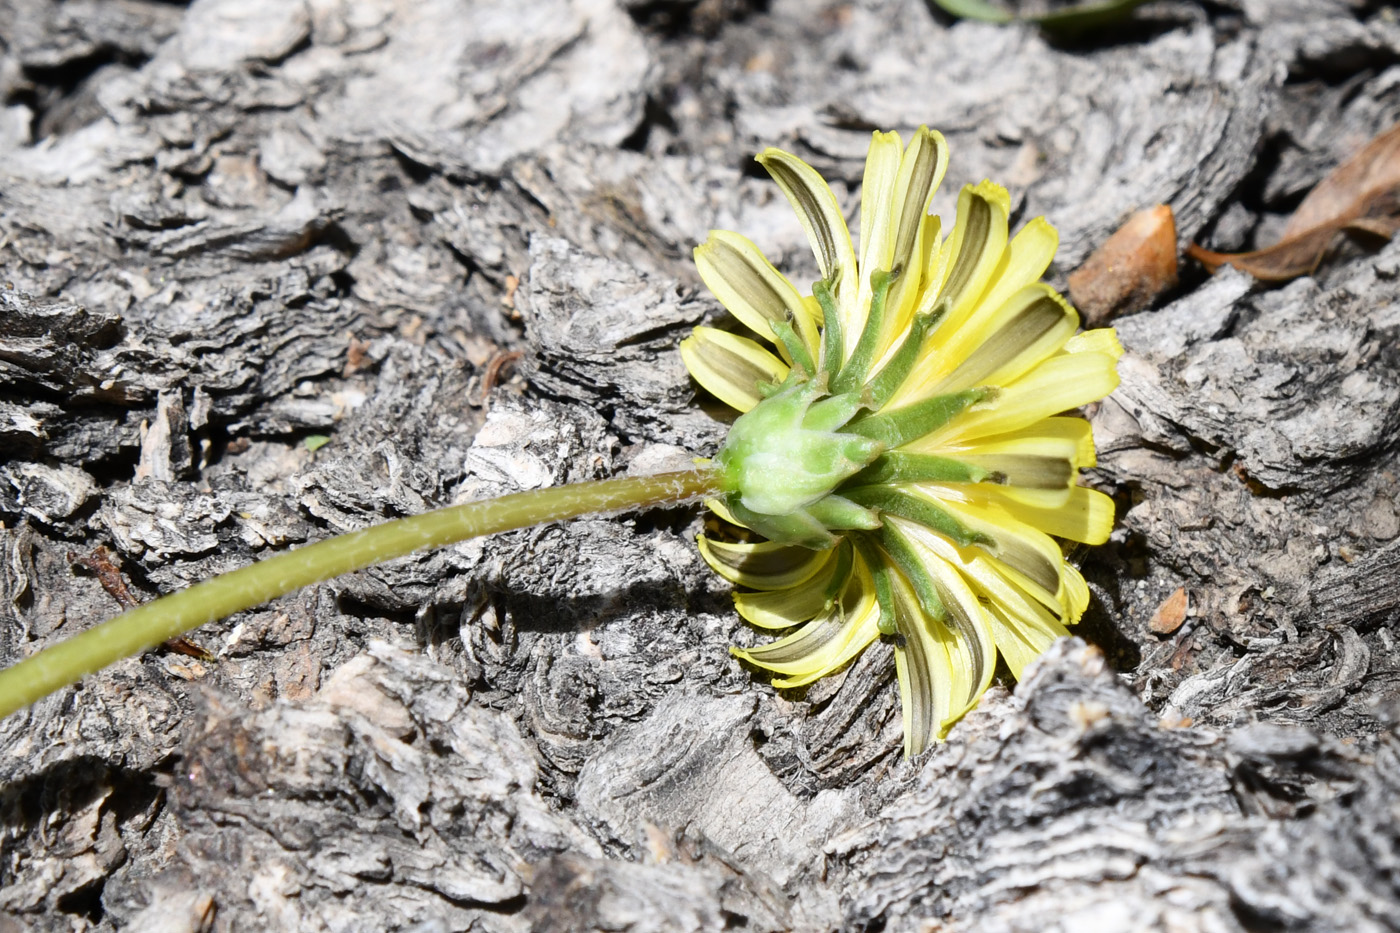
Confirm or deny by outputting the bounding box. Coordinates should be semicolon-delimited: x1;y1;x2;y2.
685;126;1121;756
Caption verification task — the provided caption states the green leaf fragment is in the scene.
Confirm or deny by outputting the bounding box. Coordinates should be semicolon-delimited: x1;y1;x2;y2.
728;497;841;550
929;0;1153;34
805;494;882;532
929;0;1012;22
803;391;869;433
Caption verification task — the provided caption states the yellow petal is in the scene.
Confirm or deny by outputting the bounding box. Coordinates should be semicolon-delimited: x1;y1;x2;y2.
940;427;1081;510
694;231;820;359
888;567;955;757
980;484;1075;511
889;128;950;283
985;601;1068;680
734;611;846;678
882;128;949;355
857;130;905;315
851;132;907;357
1063;326;1123;359
923;181;1011;332
909;494;1065;599
697;536;831;589
1061;562;1090;622
953;433;1079;488
957;431;1075;467
880;212;943;365
918;284;1080;397
769;599;880;688
905;526;1070;680
914;212;950;320
928;351;1121;443
939;417;1096;470
734;564;837;629
975;216;1060;323
960;546;1071;639
967;484;1116;545
755;147;859;328
705;496;741;526
737;567;879;682
886;517;996;733
680;326;789;413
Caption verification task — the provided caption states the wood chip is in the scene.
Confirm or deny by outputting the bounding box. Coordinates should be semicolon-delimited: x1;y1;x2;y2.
1148;586;1189;635
1068;204;1178;325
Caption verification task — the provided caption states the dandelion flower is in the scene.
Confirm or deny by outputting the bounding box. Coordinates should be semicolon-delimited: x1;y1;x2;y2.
682;127;1122;756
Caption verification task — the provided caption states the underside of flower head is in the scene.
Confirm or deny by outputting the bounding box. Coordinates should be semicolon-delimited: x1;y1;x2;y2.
684;126;1123;757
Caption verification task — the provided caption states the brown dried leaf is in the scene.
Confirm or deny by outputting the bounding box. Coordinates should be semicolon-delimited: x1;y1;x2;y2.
1067;204;1178;325
1189;122;1400;282
1282;124;1400;239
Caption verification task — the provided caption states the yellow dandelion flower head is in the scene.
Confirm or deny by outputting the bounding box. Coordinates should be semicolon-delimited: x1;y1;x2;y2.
682;127;1123;756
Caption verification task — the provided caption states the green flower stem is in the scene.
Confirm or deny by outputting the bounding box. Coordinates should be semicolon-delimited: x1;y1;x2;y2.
0;468;723;720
